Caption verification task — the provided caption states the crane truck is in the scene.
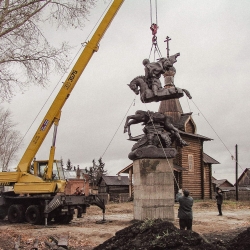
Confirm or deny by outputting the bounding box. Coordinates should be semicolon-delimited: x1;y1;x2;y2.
0;0;124;225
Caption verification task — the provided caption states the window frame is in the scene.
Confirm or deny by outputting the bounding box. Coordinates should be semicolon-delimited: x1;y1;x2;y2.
188;154;194;172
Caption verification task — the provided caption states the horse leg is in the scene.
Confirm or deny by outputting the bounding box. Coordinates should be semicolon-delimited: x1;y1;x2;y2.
124;112;146;133
124;115;137;133
126;119;142;139
182;89;192;99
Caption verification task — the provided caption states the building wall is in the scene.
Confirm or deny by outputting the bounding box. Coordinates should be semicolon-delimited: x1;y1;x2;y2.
203;164;212;199
239;170;250;186
98;178;129;194
64;178;89;195
98;179;107;193
220;182;234;188
185;120;195;134
177;136;203;199
109;186;129;193
223;190;250;200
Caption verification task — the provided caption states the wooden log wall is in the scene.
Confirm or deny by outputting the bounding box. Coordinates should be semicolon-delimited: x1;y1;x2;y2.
177;135;203;199
109;186;129;193
185;120;196;134
203;164;212;199
239;170;250;186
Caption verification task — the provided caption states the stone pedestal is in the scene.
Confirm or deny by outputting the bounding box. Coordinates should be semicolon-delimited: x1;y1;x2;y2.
133;158;175;221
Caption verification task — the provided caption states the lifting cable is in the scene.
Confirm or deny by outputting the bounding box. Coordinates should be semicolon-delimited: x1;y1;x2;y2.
148;0;162;60
185;93;192;113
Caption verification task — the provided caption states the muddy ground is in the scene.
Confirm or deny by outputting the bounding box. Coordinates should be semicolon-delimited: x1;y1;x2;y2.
0;200;249;249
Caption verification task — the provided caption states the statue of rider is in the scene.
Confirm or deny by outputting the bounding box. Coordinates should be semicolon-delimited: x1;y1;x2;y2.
142;57;177;96
143;112;172;148
142;52;181;95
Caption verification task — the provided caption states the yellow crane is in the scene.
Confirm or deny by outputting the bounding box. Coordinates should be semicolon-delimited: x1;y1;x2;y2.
0;0;124;225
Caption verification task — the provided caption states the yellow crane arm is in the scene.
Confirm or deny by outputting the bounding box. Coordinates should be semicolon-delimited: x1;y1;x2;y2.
17;0;124;173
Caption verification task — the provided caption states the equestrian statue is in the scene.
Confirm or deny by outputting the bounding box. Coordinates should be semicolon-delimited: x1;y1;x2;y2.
127;53;192;103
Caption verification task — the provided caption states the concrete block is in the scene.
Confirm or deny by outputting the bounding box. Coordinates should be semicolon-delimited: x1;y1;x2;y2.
133;158;175;221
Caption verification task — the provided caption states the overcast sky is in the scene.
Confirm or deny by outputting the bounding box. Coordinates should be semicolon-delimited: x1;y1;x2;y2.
3;0;250;184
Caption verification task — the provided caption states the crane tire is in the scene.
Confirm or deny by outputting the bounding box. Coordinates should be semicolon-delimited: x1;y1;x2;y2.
8;204;25;223
25;205;42;225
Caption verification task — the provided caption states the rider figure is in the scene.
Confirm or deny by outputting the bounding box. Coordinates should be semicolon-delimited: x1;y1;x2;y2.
143;112;172;147
143;58;173;96
143;123;172;148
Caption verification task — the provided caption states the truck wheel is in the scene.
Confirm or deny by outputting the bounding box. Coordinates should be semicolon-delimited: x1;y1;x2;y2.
8;204;25;223
0;206;7;220
25;205;41;225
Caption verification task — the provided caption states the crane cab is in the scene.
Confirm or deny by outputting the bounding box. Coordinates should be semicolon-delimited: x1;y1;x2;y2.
30;160;65;181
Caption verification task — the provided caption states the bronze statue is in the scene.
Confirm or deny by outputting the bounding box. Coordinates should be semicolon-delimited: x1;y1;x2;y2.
125;39;190;160
128;52;192;103
124;110;188;160
124;110;188;148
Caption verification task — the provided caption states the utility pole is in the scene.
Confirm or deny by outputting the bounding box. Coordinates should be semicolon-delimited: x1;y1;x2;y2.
235;144;238;201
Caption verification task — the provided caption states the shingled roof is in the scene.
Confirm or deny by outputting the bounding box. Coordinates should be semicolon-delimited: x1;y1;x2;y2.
100;176;129;186
203;152;220;164
179;131;212;141
212;178;234;187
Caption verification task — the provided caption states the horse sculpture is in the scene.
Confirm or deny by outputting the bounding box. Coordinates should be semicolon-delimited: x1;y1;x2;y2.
124;110;150;138
128;76;192;103
124;110;188;148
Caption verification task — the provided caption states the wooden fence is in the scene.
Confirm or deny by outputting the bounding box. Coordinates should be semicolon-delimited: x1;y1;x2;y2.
97;193;130;204
223;190;250;200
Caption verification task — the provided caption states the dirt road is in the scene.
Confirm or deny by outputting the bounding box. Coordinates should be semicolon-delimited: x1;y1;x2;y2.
0;200;249;249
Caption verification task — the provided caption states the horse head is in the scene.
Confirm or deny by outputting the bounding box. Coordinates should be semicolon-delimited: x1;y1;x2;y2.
158;53;180;71
127;81;139;95
128;76;147;95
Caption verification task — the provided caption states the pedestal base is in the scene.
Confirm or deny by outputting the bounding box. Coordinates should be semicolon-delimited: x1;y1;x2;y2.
133;158;175;221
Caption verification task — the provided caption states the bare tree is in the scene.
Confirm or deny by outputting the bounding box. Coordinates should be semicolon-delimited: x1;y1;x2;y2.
66;158;72;170
0;0;96;102
0;108;22;171
86;158;107;187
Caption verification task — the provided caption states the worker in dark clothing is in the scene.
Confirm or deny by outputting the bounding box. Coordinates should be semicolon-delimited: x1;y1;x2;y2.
216;187;223;216
74;187;84;218
176;189;193;230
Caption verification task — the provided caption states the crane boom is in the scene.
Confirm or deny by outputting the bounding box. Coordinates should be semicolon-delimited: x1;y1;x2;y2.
17;0;124;173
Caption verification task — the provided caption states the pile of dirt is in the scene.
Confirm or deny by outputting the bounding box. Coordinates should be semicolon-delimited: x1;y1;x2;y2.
227;227;250;250
93;219;225;250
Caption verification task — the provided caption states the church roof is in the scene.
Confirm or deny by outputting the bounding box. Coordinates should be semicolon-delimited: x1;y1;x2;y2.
203;152;220;164
179;131;212;141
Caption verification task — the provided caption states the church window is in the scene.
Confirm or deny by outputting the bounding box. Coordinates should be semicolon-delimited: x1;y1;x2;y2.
188;154;194;172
